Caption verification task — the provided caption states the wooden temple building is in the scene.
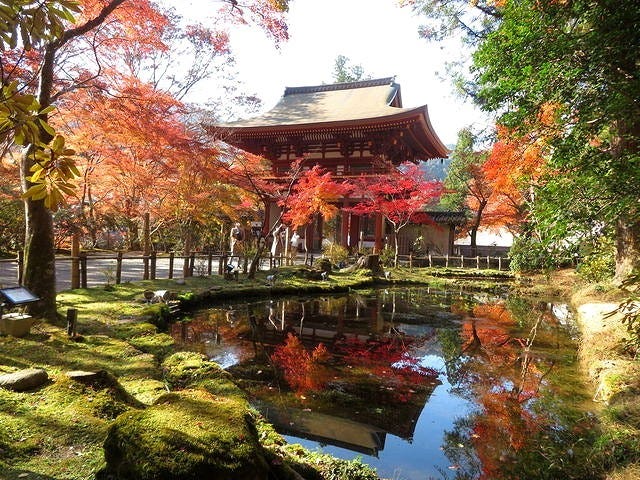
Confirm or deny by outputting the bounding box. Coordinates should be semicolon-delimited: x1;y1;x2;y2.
215;77;463;254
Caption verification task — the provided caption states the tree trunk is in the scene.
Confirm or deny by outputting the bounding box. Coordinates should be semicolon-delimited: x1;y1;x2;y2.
470;201;486;257
611;120;640;283
248;240;268;279
20;44;58;319
615;214;640;282
18;0;129;319
393;230;399;268
21;185;57;318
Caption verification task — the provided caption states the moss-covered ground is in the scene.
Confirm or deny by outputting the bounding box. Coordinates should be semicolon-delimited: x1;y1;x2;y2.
0;266;418;479
1;265;638;479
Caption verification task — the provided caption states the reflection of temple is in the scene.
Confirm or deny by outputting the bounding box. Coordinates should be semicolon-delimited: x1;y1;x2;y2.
242;294;442;450
260;404;387;457
215;78;461;254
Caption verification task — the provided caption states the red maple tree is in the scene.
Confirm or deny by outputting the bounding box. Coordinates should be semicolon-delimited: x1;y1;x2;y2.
349;162;442;266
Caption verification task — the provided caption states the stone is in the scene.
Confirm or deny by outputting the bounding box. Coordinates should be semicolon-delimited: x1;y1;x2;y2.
0;313;35;337
0;368;48;391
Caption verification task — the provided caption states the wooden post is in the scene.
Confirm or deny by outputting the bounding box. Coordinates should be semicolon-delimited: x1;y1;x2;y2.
71;233;80;290
207;253;213;275
498;257;502;271
218;255;225;275
143;212;150;280
168;251;174;279
445;254;449;268
487;256;490;269
476;255;480;269
80;252;87;288
428;254;432;268
17;250;24;285
115;251;123;284
461;255;464;268
409;252;413;270
150;251;156;280
66;308;78;337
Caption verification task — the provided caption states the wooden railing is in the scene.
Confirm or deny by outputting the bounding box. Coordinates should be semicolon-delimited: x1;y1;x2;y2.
0;251;510;290
398;253;511;271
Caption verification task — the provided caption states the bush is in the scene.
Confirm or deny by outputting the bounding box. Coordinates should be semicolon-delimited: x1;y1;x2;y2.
509;235;576;273
322;242;349;267
379;247;395;267
577;236;615;282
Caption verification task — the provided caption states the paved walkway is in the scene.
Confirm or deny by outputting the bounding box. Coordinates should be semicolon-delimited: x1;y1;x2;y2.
0;256;224;292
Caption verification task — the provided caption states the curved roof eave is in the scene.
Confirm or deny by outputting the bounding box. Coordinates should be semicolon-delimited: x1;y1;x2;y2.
214;105;450;159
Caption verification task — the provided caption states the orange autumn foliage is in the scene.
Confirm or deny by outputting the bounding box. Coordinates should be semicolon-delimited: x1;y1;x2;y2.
271;334;331;393
482;123;549;232
282;164;352;230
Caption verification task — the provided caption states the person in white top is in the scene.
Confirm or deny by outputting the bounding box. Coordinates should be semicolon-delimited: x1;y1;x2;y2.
290;231;301;259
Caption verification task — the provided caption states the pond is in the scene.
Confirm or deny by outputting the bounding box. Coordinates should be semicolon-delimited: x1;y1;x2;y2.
170;287;601;480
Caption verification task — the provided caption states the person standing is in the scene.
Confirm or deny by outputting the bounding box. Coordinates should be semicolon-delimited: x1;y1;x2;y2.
290;231;301;261
230;223;242;258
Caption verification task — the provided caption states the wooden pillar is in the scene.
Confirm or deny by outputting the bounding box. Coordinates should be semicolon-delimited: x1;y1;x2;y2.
168;251;174;279
71;233;80;290
448;224;456;255
374;214;384;254
341;209;351;249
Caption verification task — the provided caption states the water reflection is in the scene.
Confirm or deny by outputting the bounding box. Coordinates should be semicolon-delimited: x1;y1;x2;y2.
171;288;597;480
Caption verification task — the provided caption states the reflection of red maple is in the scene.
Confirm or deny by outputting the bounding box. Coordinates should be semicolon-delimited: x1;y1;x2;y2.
334;337;439;404
472;388;541;479
271;334;331;393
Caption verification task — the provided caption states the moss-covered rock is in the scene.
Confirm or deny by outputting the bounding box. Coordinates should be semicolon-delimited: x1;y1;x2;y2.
162;351;229;389
99;389;270;480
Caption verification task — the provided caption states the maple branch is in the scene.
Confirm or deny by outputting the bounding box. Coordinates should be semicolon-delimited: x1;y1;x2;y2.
58;0;128;48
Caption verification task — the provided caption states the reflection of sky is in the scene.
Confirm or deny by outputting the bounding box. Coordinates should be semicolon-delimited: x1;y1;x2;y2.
209;350;241;369
285;354;475;480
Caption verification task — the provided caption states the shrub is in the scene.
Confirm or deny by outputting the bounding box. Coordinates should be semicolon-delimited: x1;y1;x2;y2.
577;236;615;282
322;242;349;266
509;235;576;273
379;247;395;267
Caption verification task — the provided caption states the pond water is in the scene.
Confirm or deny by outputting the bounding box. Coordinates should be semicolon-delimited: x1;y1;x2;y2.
170;287;601;480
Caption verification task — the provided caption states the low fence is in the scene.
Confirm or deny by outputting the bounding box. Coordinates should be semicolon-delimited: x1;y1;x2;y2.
0;251;510;291
398;253;510;271
0;252;296;290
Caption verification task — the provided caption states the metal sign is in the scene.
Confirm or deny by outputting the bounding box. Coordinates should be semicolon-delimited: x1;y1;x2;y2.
0;287;40;306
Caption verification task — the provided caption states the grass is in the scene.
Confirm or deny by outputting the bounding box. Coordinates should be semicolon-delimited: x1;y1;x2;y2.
0;267;388;479
0;264;637;479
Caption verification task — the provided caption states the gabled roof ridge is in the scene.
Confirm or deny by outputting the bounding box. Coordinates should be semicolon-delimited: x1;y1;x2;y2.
283;77;396;96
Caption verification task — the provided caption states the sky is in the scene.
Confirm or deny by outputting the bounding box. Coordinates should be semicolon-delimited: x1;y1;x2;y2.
175;0;492;146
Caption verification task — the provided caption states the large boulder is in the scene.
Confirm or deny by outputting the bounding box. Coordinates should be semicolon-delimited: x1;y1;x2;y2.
99;388;270;480
0;368;48;391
